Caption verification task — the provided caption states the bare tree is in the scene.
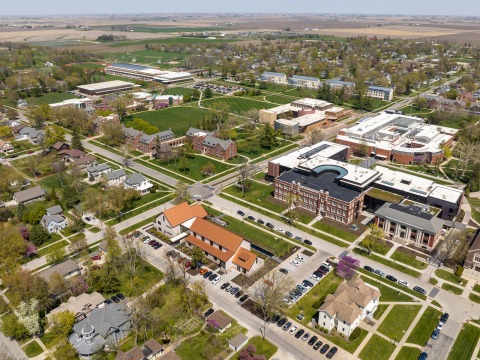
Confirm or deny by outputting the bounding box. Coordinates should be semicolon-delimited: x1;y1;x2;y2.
434;230;464;264
250;270;294;339
284;192;298;224
120;236;143;287
304;128;325;145
244;109;260;130
174;181;190;204
455;139;478;177
237;159;254;197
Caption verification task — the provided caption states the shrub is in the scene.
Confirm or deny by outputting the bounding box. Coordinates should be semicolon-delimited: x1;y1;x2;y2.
312;299;323;309
350;327;362;340
455;265;464;277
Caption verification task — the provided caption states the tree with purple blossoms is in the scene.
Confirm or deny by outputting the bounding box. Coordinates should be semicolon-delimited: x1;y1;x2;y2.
18;226;29;240
336;256;359;280
239;344;265;360
25;242;37;257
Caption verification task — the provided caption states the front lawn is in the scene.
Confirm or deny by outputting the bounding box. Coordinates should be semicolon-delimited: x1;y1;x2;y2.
361;252;421;278
469;293;480;304
37;240;69;257
286;272;343;326
435;268;466;286
441;283;464;295
40;331;64;349
406;307;441;346
390;249;427;270
447;324;480;360
233;336;277;359
394;346;422;360
312;221;358;242
378;304;421;341
22;341;44;358
359;276;414;302
373;304;389;320
359;334;396;360
223;181;285;214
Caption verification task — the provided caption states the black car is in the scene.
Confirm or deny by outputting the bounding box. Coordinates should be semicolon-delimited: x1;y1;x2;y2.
419;352;428;360
203;308;214;318
431;329;439;340
271;314;281;323
308;336;318;346
441;313;449;323
277;317;287;327
316;267;328;275
320;344;330;354
239;294;248;302
303;280;314;287
220;282;230;290
266;223;274;229
386;275;397;283
116;293;125;300
294;329;305;339
326;347;338;359
257;219;265;225
279;268;289;274
285;231;293;237
104;299;113;305
237;210;245;216
320;265;330;273
313;341;323;350
235;290;243;298
247;215;255;221
304;239;312;245
111;295;120;303
153;244;162;250
209;273;218;281
413;286;427;295
203;271;212;279
230;287;239;295
364;265;375;272
313;271;324;278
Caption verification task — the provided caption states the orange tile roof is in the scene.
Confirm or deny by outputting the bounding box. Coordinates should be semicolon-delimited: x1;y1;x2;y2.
185;235;234;262
232;247;257;271
162;202;208;227
189;217;243;249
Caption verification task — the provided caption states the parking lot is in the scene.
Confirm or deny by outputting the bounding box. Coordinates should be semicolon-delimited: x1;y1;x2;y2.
193;82;247;95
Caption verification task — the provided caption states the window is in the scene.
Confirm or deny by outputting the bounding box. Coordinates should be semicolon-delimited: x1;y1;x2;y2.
475;255;480;262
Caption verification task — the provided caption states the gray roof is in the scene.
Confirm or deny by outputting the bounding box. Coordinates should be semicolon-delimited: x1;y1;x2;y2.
14;186;45;203
106;169;126;181
291;75;320;82
229;333;248;348
368;86;393;92
326;78;355;87
37;259;79;281
125;172;146;186
73;306;130;339
202;135;233;150
186;127;212;137
87;163;111;174
375;202;445;234
139;130;174;144
46;205;63;216
19;126;43;138
422;94;465;106
123;126;141;138
262;71;286;77
41;214;65;227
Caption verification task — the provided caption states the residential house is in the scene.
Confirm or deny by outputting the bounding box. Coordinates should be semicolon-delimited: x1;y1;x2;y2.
41;205;67;233
229;333;248;351
51;141;70;152
105;169;127;187
60;149;85;162
155;202;208;237
0;139;14;154
317;277;380;337
37;259;81;282
465;229;480;274
186;127;237;160
47;292;106;322
76;154;97;168
13;186;45;204
123;173;153;194
206;310;232;333
15;126;44;144
69;305;131;356
87;163;112;180
11;124;26;135
115;339;163;360
46;205;63;216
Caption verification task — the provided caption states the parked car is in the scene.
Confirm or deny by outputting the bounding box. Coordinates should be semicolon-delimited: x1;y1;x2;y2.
295;236;302;241
204;308;214;318
212;277;221;285
277;318;287;327
301;332;310;341
235;290;243;298
277;228;284;233
279;268;289;274
313;271;324;279
303;280;314;288
91;255;101;261
225;285;232;292
308;336;318;346
374;269;385;277
386;275;397;282
247;215;255;221
282;321;292;331
239;294;248;302
221;283;229;290
310;274;320;281
364;265;374;272
419;352;428;360
153;244;161;250
116;293;125;300
436;323;443;331
199;268;208;275
285;231;293;237
295;255;304;262
326;347;338;359
237;210;245;216
304;239;312;245
441;313;449;323
290;260;300;267
289;325;298;334
398;280;409;287
431;329;439;340
413;286;427;295
104;299;113;305
257;219;265;225
321;262;332;270
271;314;281;323
313;340;323;350
208;273;217;281
85;216;91;222
111;296;120;303
143;237;151;244
320;344;330;354
294;329;304;339
266;223;274;229
231;287;240;295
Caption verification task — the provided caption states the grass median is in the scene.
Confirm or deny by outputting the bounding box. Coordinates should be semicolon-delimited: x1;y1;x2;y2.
447;323;480;360
406;307;441;346
353;249;421;278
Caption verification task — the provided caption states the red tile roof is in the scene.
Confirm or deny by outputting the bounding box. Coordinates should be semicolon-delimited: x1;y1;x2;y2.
232;247;257;271
163;202;208;227
189;217;243;253
185;234;234;262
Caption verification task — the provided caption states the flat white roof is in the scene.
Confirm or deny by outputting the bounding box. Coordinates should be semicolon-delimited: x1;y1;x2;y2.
429;185;463;203
375;166;434;197
154;71;193;80
49;98;91;107
77;80;134;91
292;98;331;108
295;112;326;127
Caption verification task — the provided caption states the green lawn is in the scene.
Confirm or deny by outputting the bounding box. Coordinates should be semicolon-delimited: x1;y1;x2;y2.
26;92;78;106
89;226;101;233
237;138;293;160
250;143;299;162
201;97;277;115
124;106;210;137
22;341;44;358
233;336;277;359
312;221;357;242
441;283;464;295
325;327;369;354
286;272;343;326
390;250;427;270
150;155;234;181
406;307;441;346
118;215;157;235
468;197;480;224
469;293;480;304
37;240;69;257
359;334;396;360
373;304;389;320
264;94;299;104
447;324;480;360
366;188;404;203
394;347;422;360
435;268;466;286
40;331;63;349
359;276;414;302
223;181;285;213
378;304;421;341
363;252;421;278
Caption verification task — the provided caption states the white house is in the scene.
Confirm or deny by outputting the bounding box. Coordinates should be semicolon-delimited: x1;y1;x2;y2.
260;71;288;85
0;140;14;154
105;169;127;187
155;202;208;237
123;173;153;195
86;163;112;180
15;127;44;144
316;277;380;337
289;75;321;89
41;214;67;233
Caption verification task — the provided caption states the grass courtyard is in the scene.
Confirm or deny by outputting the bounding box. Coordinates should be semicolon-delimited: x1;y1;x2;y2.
377;304;421;342
201;96;278;114
394;346;422;360
359;276;414;302
359;334;396;360
447;323;480;360
222;181;286;213
406;307;441;346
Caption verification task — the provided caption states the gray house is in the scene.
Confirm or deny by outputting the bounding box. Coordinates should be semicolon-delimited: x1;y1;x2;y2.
13;186;46;204
69;305;131;356
87;163;112;180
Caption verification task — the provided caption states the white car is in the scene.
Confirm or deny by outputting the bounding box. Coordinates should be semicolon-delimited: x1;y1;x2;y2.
437;323;443;331
289;326;298;334
278;228;285;233
295;255;304;262
143;237;151;244
322;262;332;270
212;277;221;285
310;274;320;281
398;280;409;288
290;260;300;267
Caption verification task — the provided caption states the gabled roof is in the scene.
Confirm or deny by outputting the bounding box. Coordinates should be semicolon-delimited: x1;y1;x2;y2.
186;127;212;137
76;154;96;165
87;163;111;173
38;259;79;281
139;130;175;144
14;186;45;203
106;169;127;181
46;205;63;216
73;306;130;339
124;173;146;186
202;135;233;150
207;310;232;329
52;141;70;151
41;214;65;227
162;202;208;227
60;149;85;158
232;247;257;271
124;126;142;138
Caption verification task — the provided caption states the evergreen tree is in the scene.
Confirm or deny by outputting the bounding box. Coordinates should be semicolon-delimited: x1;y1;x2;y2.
204;86;213;98
71;130;83;151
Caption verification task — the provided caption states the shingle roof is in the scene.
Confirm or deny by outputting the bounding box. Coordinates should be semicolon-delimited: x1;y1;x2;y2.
73;306;130;338
140;130;175;144
106;169;127;181
124;126;141;138
76;154;96;165
41;214;65;227
229;333;248;348
87;163;111;174
186;127;212;137
124;173;146;186
207;310;232;329
202;135;233;150
14;186;45;203
46;205;63;216
162;202;208;227
38;259;79;281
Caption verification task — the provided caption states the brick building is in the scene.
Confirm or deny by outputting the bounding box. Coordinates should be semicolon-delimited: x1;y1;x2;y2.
186;127;237;160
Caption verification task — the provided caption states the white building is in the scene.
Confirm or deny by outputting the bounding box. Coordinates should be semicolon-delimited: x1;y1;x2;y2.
289;75;321;89
367;86;394;101
155;202;208;238
260;71;288;85
317;277;380;337
49;98;93;110
123;173;153;195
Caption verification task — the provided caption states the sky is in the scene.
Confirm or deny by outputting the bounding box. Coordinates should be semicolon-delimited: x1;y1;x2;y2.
2;0;479;17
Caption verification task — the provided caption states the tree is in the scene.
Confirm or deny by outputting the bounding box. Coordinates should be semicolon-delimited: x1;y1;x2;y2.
204;86;213;98
244;109;260;130
0;313;29;340
191;246;205;268
53;341;78;360
250;270;294;339
30;224;51;246
14;299;41;336
112;97;127;120
0;126;12;138
48;271;70;297
284;192;298;225
101;122;125;147
237;159;254;197
125;118;159;135
336;256;359;280
71;129;83;151
47;247;66;265
355;140;369;158
0;226;27;274
361;223;385;252
239;344;265;360
259;123;279;149
174;181;190;204
49;311;75;337
106;186;140;215
305;128;325;145
201;162;216;176
178;156;190;172
43;124;66;148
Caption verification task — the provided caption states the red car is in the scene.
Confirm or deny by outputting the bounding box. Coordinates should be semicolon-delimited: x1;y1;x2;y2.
91;255;101;261
148;240;156;246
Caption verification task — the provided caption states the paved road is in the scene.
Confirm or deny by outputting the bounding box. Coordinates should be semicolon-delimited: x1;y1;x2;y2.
0;332;27;360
